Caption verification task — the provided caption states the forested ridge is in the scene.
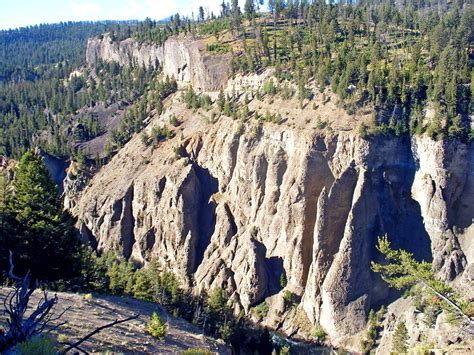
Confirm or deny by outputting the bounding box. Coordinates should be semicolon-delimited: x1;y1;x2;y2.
0;1;473;353
0;0;472;161
131;0;473;144
0;22;118;82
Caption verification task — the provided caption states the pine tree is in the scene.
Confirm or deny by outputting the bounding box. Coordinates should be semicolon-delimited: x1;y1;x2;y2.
147;312;166;339
244;0;255;22
0;170;19;276
231;0;241;37
217;90;226;112
392;320;409;353
6;150;84;282
448;114;465;139
132;268;153;301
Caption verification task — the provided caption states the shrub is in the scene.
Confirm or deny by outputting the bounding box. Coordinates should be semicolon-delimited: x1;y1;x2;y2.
147;312;166;340
279;272;287;288
199;95;212;111
357;123;369;139
313;325;327;342
236;121;244;135
263;79;276;96
169;114;179;126
283;290;294;305
253;301;269;321
16;335;57;355
251;226;258;237
141;131;150;146
206;42;230;53
57;334;68;343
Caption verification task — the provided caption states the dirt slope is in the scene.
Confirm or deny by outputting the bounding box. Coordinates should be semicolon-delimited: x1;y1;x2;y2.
0;288;230;354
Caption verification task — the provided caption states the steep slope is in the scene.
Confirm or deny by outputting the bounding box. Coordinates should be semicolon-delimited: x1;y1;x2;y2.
67;90;473;346
0;288;230;353
86;34;230;90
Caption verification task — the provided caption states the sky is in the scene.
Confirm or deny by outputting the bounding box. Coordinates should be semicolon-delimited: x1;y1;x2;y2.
0;0;258;30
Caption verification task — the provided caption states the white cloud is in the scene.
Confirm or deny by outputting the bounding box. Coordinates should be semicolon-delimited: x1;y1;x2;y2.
70;1;101;18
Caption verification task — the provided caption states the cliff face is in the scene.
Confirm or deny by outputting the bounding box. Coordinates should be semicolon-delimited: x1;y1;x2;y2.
86;34;230;90
67;94;473;344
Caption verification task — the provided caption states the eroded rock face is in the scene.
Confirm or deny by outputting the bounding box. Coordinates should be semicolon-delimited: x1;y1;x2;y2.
86;34;230;90
68;98;473;345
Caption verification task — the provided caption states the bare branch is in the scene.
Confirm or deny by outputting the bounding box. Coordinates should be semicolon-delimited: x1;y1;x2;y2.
7;251;21;281
62;314;140;353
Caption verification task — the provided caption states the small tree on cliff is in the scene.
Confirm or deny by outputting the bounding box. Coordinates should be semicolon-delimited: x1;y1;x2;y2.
392;320;409;353
371;235;474;333
3;150;84;283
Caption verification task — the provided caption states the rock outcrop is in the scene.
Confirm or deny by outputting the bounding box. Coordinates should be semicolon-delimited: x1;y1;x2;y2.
86;34;230;90
68;94;473;346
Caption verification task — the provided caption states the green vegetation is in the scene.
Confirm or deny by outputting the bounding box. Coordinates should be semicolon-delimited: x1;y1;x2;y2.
279;272;287;288
222;0;472;141
80;253;245;346
0;150;84;283
313;325;327;343
253;301;269;321
15;335;57;355
360;307;384;353
147;312;166;340
371;235;474;331
0;22;115;82
182;86;212;111
283;290;295;306
207;42;231;53
392;320;409;354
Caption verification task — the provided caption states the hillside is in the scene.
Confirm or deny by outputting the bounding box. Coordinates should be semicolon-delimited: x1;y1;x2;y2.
1;0;473;353
0;288;230;353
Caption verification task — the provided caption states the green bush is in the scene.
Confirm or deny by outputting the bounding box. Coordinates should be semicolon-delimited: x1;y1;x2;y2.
279;272;287;288
206;42;230;54
253;301;269;321
262;80;276;96
169;114;179;126
313;325;327;342
147;312;166;340
283;290;294;305
357;123;369;139
16;335;57;355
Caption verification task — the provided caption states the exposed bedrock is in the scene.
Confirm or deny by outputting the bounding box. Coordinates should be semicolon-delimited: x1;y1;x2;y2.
69;112;473;342
86;34;230;90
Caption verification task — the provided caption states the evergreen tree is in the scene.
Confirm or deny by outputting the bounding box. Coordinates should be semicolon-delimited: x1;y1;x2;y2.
5;150;83;282
231;0;241;36
244;0;255;22
217;89;226;112
392;320;409;353
147;312;166;339
198;6;205;22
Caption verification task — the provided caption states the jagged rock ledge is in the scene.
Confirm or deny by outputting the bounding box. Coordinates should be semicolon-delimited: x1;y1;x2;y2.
66;95;473;347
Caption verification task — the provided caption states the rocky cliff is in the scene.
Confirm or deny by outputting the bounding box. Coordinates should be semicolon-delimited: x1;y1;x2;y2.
67;90;473;346
86;34;230;90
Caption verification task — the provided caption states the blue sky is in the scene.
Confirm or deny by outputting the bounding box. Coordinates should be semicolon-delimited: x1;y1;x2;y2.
0;0;258;30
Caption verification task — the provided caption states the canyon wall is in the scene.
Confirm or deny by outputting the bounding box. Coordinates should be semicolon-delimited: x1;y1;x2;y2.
67;95;473;343
86;34;230;90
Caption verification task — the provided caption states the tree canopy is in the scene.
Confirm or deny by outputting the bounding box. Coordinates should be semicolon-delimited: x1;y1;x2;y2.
0;150;84;283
